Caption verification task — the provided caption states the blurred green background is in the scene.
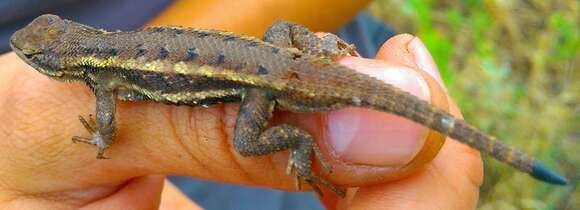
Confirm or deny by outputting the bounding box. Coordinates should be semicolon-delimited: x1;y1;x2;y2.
369;0;578;209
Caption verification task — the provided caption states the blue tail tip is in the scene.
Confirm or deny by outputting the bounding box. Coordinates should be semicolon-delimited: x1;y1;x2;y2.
530;161;567;185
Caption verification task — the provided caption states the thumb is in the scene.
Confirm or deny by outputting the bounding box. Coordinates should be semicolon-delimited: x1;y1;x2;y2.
340;34;482;210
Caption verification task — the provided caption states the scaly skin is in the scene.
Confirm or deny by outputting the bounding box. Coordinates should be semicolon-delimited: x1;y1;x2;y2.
9;14;567;196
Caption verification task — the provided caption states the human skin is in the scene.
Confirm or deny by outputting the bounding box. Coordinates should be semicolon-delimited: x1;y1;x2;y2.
0;33;482;209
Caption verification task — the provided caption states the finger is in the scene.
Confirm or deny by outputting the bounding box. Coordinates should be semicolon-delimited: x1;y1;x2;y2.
377;34;483;186
78;175;165;210
310;57;432;178
376;33;445;85
159;180;203;210
347;106;482;210
345;35;482;209
311;57;437;207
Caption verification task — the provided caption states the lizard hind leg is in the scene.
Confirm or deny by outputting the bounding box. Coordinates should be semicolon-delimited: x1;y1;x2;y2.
233;89;344;196
263;20;357;58
71;87;117;159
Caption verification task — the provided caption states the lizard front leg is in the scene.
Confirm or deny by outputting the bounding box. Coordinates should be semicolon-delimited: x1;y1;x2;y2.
233;89;345;196
72;86;117;159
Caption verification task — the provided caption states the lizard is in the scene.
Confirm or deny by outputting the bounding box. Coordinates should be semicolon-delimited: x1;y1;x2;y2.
9;14;567;196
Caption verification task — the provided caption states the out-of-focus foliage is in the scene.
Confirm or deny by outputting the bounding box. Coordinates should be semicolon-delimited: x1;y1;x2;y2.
370;0;578;209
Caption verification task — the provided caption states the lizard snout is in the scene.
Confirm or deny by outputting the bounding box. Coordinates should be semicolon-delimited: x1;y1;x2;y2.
10;14;66;55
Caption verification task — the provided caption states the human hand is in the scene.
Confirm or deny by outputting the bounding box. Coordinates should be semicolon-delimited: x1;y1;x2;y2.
0;34;481;209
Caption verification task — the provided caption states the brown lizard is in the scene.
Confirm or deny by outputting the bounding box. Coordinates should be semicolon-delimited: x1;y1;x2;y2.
9;14;567;196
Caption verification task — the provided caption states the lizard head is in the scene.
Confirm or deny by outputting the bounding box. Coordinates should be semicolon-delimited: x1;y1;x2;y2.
10;14;70;79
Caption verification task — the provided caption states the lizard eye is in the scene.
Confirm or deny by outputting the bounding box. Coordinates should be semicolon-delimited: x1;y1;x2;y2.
47;28;59;35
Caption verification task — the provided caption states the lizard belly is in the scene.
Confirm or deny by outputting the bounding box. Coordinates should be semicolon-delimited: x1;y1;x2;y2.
117;84;244;106
112;67;248;106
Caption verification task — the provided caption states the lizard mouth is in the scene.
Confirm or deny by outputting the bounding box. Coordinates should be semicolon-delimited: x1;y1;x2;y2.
9;40;41;56
10;42;64;78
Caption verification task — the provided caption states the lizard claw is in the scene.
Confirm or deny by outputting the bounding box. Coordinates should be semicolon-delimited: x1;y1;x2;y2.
312;144;333;174
285;145;344;197
72;135;110;159
78;115;96;133
302;175;345;197
294;175;302;191
286;151;296;175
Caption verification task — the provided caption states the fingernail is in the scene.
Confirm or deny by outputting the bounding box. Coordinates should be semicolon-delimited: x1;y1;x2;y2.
326;60;430;166
407;37;444;85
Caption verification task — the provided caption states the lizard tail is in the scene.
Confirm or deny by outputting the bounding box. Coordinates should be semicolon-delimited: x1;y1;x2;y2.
294;58;566;185
359;82;567;185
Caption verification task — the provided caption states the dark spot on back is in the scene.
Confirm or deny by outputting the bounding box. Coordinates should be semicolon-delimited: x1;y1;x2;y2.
257;65;268;75
175;30;184;35
454;123;469;139
432;112;448;131
288;72;299;80
272;48;280;54
223;36;236;42
292;53;302;60
184;48;199;61
414;101;426;112
217;53;226;65
83;47;95;55
159;47;169;59
135;48;147;58
151;27;164;33
108;48;118;56
282;71;300;80
134;44;146;58
282;72;300;80
246;41;258;48
196;32;210;38
475;133;487;150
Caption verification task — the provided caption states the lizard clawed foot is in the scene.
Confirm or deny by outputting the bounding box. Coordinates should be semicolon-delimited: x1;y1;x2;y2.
285;145;332;175
290;167;346;197
285;145;345;197
72;115;110;159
